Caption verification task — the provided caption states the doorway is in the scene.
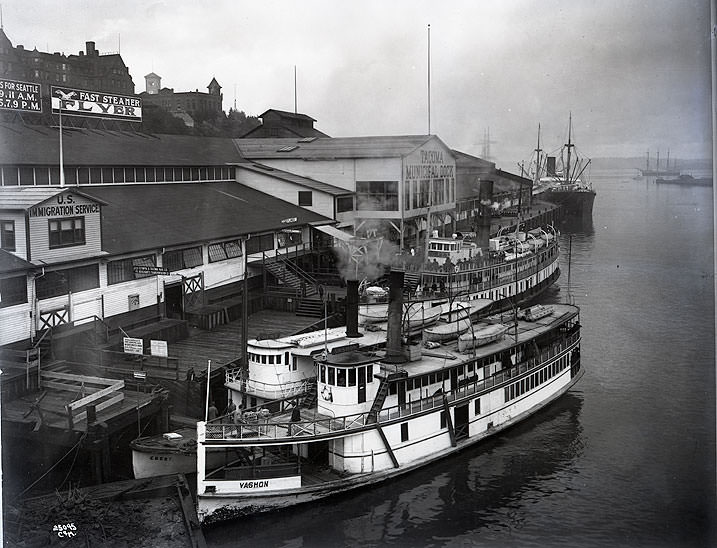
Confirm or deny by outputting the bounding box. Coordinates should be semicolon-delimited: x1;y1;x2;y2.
164;282;183;319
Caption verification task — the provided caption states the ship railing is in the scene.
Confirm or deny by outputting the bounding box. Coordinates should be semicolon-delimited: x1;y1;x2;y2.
244;377;314;398
204;333;581;442
205;461;300;480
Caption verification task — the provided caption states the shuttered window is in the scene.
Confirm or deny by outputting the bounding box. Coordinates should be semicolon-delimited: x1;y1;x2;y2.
107;255;156;285
163;246;203;272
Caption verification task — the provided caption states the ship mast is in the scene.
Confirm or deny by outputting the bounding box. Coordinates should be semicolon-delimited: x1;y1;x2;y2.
565;113;574;185
534;123;542;186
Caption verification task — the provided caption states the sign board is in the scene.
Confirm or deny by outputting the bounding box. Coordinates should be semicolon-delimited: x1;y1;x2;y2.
51;86;142;122
123;337;144;355
150;340;168;358
0;79;42;112
133;265;170;275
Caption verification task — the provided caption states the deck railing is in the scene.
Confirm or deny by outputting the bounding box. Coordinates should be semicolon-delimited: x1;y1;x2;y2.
204;332;580;442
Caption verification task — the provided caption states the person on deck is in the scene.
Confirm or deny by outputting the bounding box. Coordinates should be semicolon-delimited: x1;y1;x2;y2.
207;401;218;421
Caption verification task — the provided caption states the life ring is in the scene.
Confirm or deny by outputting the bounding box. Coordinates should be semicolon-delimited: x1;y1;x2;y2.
321;386;331;400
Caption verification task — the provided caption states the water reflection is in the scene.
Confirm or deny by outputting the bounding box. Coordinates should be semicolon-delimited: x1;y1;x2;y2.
204;393;585;548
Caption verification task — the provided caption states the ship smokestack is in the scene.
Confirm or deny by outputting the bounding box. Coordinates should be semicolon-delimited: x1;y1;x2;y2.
345;279;361;338
385;270;406;363
546;156;556;176
477;179;493;249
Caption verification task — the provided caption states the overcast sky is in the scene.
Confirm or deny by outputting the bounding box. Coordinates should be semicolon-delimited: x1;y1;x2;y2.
5;0;713;167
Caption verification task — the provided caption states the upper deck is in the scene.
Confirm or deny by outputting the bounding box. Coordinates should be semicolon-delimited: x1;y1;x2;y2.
203;304;580;445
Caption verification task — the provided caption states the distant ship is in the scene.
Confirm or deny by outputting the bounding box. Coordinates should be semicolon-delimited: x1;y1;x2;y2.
530;116;596;219
639;149;680;177
655;173;712;187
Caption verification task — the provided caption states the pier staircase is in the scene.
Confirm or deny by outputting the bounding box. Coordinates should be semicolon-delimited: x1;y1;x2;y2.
367;369;407;424
263;255;328;318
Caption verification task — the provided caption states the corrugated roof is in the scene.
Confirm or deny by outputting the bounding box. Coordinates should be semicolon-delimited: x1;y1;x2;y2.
0;249;34;274
235;163;351;196
77;182;331;254
234;135;444;160
0;123;242;166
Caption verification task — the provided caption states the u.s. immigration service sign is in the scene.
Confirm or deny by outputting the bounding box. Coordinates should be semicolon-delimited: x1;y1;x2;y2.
51;86;142;122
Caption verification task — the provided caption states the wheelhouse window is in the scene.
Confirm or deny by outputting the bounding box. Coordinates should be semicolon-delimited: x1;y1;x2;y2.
107;255;157;285
1;220;15;251
208;239;243;263
401;423;409;442
0;275;27;307
163;246;203;272
49;217;85;248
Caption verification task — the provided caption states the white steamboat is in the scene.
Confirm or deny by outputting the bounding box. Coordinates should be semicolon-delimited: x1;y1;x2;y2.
196;271;583;524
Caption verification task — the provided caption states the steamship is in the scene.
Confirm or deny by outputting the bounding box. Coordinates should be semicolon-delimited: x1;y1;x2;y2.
530;117;595;219
419;225;560;311
196;272;583;524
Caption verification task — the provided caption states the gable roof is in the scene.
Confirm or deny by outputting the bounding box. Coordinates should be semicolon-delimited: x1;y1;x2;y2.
77;181;331;254
0;187;107;211
0;124;242;166
235;162;351;196
258;109;316;122
234;135;449;160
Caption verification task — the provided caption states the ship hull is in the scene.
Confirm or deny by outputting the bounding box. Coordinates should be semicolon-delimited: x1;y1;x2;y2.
541;188;595;218
198;364;583;524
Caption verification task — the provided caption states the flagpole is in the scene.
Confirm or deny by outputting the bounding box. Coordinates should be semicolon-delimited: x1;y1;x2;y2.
204;359;212;421
58;98;65;187
427;24;431;135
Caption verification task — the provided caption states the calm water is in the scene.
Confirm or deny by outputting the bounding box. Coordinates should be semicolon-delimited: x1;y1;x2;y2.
205;168;716;548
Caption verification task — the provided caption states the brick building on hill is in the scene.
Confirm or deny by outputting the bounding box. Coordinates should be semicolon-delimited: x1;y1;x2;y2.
0;28;135;99
139;73;223;126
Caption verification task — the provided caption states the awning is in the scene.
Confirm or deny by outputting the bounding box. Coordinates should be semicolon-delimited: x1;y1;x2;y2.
314;224;354;242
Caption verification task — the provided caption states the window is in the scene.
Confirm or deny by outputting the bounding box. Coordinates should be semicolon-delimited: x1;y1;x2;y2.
0;275;27;307
277;229;302;248
474;398;481;415
298;191;312;206
401;423;409;442
163;246;203;272
349;368;356;386
355;181;398;211
440;412;447;429
245;233;274;255
336;196;353;213
107;255;156;285
49;217;85;248
36;265;99;299
1;220;15;251
208;239;243;263
336;368;346;387
328;367;335;385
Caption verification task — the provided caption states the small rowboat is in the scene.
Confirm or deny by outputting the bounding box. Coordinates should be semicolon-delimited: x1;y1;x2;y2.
457;323;509;352
517;304;554;321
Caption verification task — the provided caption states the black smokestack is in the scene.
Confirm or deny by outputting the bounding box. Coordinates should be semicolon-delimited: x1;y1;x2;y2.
346;279;361;338
547;156;556;176
477;179;493;249
385;270;406;363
